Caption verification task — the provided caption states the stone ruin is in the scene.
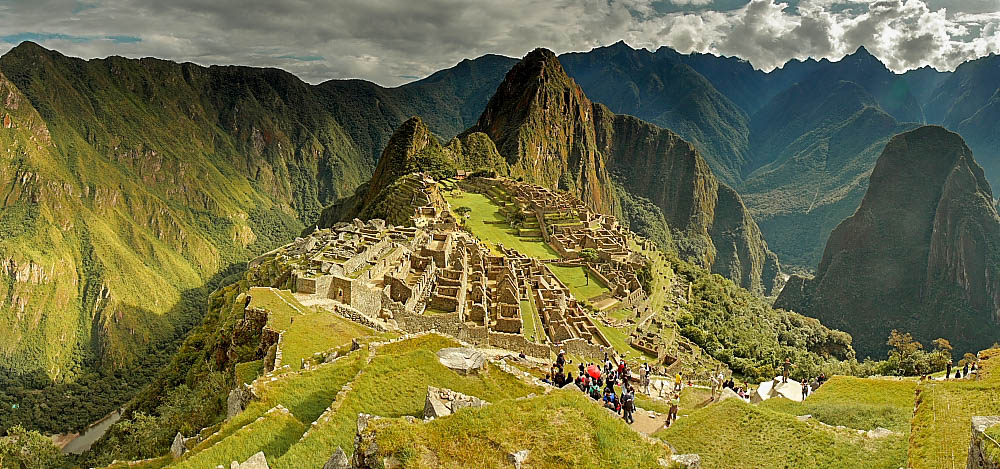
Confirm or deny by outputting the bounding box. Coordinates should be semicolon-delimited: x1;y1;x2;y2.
423;386;490;419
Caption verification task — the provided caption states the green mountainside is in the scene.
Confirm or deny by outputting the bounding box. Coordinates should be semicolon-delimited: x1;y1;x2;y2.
0;42;513;434
776;126;1000;357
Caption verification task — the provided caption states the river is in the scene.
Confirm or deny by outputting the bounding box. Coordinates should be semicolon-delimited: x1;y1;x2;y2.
54;410;122;455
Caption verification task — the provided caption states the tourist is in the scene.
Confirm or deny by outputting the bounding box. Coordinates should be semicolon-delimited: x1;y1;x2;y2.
674;372;683;392
579;362;586;376
710;371;721;400
810;377;820;393
963;361;969;377
603;389;616;411
818;373;826;385
782;358;794;383
946;359;953;379
801;381;808;399
667;393;680;427
622;386;635;424
641;366;651;394
955;369;962;379
542;373;552;385
557;349;566;368
589;382;602;400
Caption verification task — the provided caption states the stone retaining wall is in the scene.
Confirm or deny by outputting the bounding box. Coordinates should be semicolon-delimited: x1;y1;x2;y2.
969;416;1000;469
331;303;387;332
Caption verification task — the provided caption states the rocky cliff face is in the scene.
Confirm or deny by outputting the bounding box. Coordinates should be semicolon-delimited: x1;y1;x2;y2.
776;126;1000;357
591;107;779;294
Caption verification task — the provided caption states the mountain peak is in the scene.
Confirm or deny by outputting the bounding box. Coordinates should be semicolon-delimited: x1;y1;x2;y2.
777;124;999;357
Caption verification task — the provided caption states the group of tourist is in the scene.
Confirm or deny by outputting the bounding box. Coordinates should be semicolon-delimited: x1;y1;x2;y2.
939;359;981;381
541;350;686;427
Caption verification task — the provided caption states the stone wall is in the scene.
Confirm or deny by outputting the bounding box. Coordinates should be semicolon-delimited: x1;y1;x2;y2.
295;274;331;296
969;416;1000;469
351;281;383;316
488;332;550;359
394;306;463;336
343;238;390;274
553;337;608;361
457;325;488;345
331;303;387;332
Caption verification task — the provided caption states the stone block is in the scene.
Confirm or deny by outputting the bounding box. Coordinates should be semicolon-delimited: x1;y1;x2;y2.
436;347;486;375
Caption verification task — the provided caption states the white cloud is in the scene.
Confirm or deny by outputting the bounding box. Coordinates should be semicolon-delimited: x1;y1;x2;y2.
0;0;998;86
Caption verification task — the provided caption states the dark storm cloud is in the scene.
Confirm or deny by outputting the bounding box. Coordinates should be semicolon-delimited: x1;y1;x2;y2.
0;0;998;86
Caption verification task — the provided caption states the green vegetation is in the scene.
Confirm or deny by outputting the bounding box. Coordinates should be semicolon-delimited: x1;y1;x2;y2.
371;390;671;468
444;192;559;259
547;265;610;300
909;347;1000;469
591;320;654;363
173;408;306;469
520;295;545;343
0;425;66;468
656;398;908;468
760;376;916;432
272;338;542;468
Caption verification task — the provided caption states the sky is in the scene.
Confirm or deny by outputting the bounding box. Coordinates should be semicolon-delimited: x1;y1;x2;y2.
1;0;999;86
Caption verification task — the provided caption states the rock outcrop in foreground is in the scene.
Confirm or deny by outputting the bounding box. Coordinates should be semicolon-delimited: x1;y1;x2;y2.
777;126;1000;357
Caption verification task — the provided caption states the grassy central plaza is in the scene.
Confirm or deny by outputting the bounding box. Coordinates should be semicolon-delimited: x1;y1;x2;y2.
443;191;559;260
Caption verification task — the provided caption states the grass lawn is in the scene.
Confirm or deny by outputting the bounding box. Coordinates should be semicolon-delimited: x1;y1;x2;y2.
181;353;365;458
271;335;544;468
592;319;655;363
371;390;672;468
171;408;306;469
909;347;1000;469
248;287;306;330
520;289;546;343
548;265;611;301
281;310;373;370
444;192;558;260
760;376;916;432
656;398;908;468
608;308;633;322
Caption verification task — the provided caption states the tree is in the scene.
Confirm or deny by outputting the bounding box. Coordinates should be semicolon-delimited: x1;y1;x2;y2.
580;248;600;264
0;425;65;469
886;330;923;376
931;338;952;354
454;206;472;217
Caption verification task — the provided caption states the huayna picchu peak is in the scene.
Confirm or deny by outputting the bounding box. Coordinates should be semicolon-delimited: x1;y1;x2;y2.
777;126;1000;357
4;5;1000;467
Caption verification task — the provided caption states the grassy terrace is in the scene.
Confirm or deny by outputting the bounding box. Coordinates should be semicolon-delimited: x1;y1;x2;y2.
760;376;916;432
248;287;305;330
247;287;371;371
370;390;671;468
280;309;372;371
909;347;1000;469
443;192;559;260
656;398;908;468
592;319;655;363
169;353;364;467
548;264;610;301
520;291;546;343
271;335;543;468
